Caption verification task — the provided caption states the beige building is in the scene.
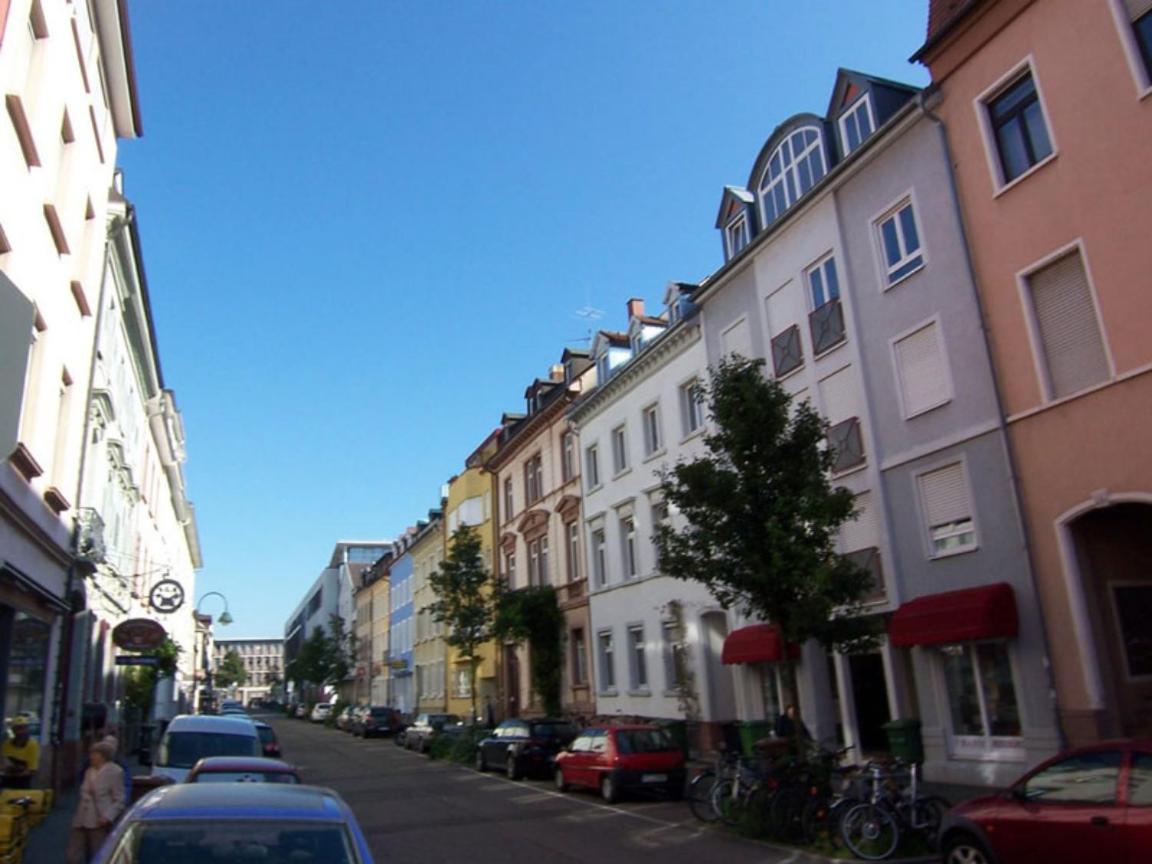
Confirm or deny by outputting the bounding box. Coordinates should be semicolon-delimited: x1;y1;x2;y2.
213;638;283;705
354;552;390;706
411;513;446;713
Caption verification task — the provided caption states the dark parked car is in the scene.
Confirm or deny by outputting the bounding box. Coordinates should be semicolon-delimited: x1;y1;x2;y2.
475;718;578;779
939;740;1152;864
353;706;404;738
554;725;685;803
404;713;462;753
253;721;281;758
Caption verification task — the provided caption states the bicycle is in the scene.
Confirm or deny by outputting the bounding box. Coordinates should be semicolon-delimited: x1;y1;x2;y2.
687;749;740;823
839;761;950;860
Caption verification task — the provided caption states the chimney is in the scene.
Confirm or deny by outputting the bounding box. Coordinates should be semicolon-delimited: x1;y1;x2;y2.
549;364;565;382
626;297;645;320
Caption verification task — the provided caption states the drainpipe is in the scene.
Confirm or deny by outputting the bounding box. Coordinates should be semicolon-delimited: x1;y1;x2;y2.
916;88;1067;750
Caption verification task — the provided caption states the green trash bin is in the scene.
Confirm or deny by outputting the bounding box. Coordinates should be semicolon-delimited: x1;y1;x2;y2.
883;719;924;764
738;721;775;757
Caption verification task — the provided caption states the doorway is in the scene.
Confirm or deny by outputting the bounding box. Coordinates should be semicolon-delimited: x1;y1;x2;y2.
849;652;891;754
503;644;520;719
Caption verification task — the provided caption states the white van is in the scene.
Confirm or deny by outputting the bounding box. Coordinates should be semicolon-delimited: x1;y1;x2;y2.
150;715;261;783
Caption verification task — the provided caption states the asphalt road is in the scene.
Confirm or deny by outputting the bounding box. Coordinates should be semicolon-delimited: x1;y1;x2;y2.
265;714;810;864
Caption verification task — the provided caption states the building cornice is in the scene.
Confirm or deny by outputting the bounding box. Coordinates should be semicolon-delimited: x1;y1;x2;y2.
486;390;574;472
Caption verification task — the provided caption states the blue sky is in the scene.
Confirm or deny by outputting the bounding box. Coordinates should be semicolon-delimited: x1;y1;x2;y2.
118;1;930;637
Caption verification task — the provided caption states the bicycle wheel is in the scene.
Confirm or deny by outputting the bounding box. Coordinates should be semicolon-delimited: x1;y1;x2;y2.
911;795;951;850
711;778;741;825
840;802;899;861
687;771;721;823
768;782;808;842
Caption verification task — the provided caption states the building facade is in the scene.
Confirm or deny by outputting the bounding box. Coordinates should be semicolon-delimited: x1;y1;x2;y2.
365;552;391;707
914;0;1152;746
488;349;596;720
387;537;414;713
411;513;446;714
212;637;283;705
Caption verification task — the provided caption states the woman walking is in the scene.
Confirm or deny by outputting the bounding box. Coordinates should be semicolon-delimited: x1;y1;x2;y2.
66;740;126;864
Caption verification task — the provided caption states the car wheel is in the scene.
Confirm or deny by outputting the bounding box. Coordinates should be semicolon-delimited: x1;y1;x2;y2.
506;754;522;781
601;774;620;804
555;767;569;792
942;832;994;864
475;750;488;772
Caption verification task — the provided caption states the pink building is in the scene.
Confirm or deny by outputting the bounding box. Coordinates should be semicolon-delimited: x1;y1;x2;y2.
915;0;1152;743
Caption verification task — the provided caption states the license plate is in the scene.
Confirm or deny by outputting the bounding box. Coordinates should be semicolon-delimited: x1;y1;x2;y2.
641;773;667;783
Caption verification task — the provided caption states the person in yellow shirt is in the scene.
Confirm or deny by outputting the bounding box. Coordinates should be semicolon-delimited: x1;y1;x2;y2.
2;716;40;789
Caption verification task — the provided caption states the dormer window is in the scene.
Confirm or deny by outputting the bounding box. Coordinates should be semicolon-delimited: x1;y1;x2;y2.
839;95;875;155
724;213;750;258
596;354;610;383
758;127;826;228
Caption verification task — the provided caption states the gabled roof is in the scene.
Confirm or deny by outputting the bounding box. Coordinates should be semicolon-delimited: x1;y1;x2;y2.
663;281;700;306
911;0;988;61
714;186;754;229
591;330;629;355
561;347;591;362
825;68;920;119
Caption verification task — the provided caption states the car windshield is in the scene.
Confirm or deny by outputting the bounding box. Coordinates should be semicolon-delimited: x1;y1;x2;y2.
158;732;259;769
430;715;459;728
368;708;392;717
110;820;355;864
615;730;677;754
192;771;299;784
531;723;577;740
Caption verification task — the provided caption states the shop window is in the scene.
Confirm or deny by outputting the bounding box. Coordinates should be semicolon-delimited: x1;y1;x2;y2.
940;642;1022;747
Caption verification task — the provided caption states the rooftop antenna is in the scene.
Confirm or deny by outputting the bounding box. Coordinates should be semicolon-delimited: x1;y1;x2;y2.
569;301;604;346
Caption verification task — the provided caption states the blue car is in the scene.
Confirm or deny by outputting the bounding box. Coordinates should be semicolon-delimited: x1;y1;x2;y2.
93;782;375;863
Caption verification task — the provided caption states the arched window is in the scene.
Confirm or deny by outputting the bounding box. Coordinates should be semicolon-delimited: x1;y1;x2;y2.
758;127;826;228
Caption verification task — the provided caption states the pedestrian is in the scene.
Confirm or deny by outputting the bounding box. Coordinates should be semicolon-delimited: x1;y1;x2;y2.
99;733;134;807
66;740;125;864
1;715;40;789
773;704;812;742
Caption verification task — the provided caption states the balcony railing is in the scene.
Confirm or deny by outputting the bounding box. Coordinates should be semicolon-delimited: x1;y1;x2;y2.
75;507;106;564
828;417;865;474
808;299;846;356
770;324;804;378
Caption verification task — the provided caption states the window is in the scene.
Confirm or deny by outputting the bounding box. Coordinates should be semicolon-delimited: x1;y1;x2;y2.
566;521;580;582
894;321;949;417
940;642;1022;741
725;213;750;258
503;476;515;518
771;325;804;378
528;538;541;586
878;201;924;285
611;425;628;474
758;127;826;227
987;70;1053;184
524;453;543;504
807;255;841;309
679;379;704;436
649;495;670;570
642;404;661;456
585;444;600;489
598;630;615;690
539;536;549;585
571;628;587;686
1022;751;1122;804
591;527;607;587
1135;4;1152;81
620;516;637;579
627;626;648;690
1026;250;1109;400
1111;584;1152;678
918;462;977;555
1129;753;1152;806
596;353;610;383
453;667;472;698
662;620;686;692
839;95;875;155
828;417;865;474
561;432;575;482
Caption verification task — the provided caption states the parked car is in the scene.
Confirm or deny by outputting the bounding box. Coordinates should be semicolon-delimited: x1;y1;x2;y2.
939;740;1152;864
146;715;262;783
354;706;404;738
474;718;578;779
253;720;281;758
405;713;462;753
294;703;309;719
335;705;358;732
93;783;374;863
554;725;685;803
186;756;301;784
310;702;334;723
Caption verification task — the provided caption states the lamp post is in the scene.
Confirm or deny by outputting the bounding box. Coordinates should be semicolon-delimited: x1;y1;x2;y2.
193;592;233;711
196;591;233;626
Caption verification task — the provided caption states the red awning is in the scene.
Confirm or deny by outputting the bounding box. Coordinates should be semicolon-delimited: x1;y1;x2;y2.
722;624;800;665
889;582;1018;648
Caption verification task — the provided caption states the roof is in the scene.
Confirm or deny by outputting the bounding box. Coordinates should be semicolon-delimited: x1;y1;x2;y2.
190;757;296;773
129;783;348;822
165;715;259;736
911;0;988;62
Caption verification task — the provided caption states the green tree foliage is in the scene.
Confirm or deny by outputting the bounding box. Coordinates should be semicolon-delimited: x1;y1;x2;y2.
429;525;496;723
122;638;183;715
284;616;356;699
493;585;564;717
215;649;248;689
654;357;877;707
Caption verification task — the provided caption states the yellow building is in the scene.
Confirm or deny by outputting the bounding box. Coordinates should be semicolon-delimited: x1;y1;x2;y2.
368;556;392;706
411;514;447;714
443;430;501;722
355;552;391;706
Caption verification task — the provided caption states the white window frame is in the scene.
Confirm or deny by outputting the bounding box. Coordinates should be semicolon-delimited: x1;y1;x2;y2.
871;191;927;290
1108;0;1152;99
566;520;580;582
974;56;1059;196
679;377;704;438
561;432;575;483
1015;239;1115;404
620;515;638;580
889;314;954;420
641;402;662;458
611;424;629;476
933;641;1026;762
914;456;980;559
585;443;601;490
627;624;649;692
757;126;826;227
806;253;841;312
838;94;875;156
597;628;616;693
725;211;750;258
503;476;514;519
589;524;607;588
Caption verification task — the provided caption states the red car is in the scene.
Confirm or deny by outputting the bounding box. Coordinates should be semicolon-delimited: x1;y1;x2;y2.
939;740;1151;864
553;725;685;803
185;756;302;784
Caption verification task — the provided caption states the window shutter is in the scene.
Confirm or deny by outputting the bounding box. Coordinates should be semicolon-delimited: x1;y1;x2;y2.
1125;0;1152;20
1029;252;1109;399
919;463;970;528
840;491;878;553
895;322;947;416
721;318;751;358
819;366;860;425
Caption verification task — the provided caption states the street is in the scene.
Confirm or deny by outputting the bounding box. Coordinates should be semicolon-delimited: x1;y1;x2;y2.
267;715;804;864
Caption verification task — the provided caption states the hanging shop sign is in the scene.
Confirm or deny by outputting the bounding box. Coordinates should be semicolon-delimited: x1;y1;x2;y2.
148;578;186;614
112;618;168;651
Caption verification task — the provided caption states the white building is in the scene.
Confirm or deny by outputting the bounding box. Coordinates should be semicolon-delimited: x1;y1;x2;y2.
1;0;142;786
213;637;284;705
570;290;738;748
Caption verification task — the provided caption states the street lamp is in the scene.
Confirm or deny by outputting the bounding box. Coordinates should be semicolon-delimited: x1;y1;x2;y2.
197;591;233;626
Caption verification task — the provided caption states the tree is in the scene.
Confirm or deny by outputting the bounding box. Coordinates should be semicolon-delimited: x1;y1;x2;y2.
654;357;877;724
215;649;247;689
429;525;496;724
284;618;356;701
322;613;355;686
493;585;564;717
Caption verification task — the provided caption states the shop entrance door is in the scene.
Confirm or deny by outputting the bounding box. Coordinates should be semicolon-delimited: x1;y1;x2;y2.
849;652;890;754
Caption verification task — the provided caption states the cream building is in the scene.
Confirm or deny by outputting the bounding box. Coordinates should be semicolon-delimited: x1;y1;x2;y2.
411;512;446;713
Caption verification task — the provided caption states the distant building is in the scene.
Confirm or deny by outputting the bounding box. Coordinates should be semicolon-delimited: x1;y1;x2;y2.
213;637;284;705
411;513;446;714
387;535;415;713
